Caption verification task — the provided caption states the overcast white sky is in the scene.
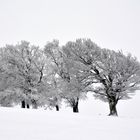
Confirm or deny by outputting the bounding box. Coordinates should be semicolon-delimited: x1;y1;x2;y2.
0;0;140;59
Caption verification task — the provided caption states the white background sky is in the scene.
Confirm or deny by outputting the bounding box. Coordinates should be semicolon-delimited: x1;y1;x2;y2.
0;0;140;60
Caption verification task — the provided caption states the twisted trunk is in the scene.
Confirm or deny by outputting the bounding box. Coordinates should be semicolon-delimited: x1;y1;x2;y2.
72;98;79;113
108;99;118;116
31;99;38;109
27;104;30;109
55;105;59;111
21;100;26;108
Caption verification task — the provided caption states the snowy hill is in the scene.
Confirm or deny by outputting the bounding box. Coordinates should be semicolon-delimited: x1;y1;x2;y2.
0;94;140;140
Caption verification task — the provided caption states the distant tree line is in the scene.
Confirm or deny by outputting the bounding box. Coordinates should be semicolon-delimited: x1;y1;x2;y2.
0;39;140;116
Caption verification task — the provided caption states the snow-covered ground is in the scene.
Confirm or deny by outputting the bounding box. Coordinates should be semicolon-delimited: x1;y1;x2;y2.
0;93;140;140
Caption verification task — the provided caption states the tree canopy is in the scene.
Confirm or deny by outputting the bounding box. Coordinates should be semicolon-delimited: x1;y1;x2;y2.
0;39;140;116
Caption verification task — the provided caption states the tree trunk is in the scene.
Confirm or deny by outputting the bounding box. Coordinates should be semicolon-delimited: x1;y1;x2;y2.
108;100;118;116
72;99;79;113
21;100;26;108
55;105;59;111
31;99;38;109
27;104;30;109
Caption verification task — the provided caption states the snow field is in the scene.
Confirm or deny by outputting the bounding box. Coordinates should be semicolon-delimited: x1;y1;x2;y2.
0;107;140;140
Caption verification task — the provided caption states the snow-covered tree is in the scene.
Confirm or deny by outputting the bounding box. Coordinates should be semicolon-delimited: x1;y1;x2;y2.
44;40;87;112
90;49;140;116
0;48;19;107
63;39;140;116
0;38;140;116
2;41;50;108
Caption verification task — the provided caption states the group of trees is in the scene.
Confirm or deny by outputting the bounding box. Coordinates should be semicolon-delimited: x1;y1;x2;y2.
0;39;140;116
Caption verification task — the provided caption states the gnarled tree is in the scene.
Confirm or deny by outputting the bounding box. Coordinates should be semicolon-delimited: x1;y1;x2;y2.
62;39;140;116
